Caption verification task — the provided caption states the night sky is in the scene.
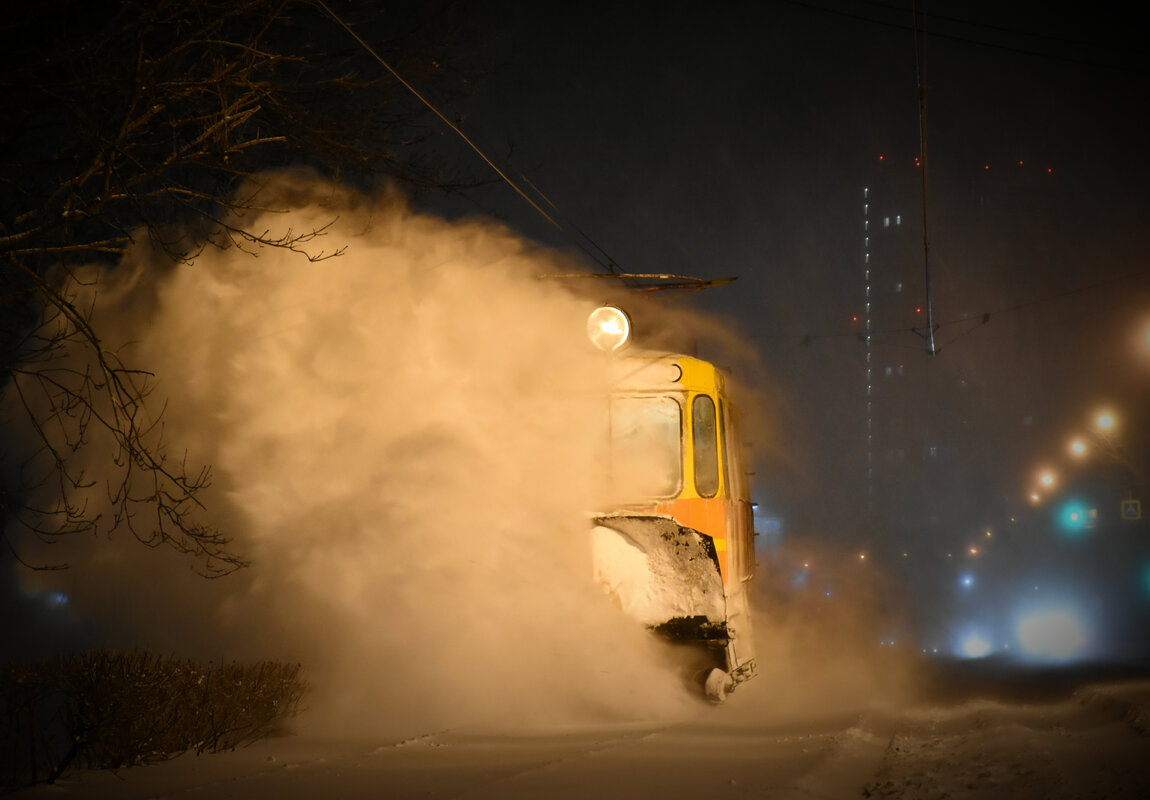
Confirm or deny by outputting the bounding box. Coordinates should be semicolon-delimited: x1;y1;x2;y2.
426;5;1145;492
425;1;1150;651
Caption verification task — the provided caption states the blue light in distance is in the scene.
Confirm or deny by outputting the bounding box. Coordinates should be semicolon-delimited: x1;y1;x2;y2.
952;624;994;658
1014;603;1090;662
959;631;992;658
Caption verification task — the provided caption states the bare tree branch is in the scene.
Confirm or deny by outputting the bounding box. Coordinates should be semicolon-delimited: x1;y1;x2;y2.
1;0;482;574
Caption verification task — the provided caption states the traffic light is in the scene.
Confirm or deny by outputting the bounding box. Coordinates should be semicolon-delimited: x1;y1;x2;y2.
1056;498;1096;537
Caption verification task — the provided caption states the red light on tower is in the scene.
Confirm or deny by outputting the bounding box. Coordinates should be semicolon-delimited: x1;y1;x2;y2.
984;163;990;170
1047;167;1053;174
1019;160;1024;166
879;154;885;161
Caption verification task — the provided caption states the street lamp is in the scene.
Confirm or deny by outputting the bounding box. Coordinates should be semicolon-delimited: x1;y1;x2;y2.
1095;409;1118;434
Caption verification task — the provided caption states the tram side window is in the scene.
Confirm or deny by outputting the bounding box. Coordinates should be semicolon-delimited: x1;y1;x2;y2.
692;394;720;497
718;398;732;496
610;396;682;498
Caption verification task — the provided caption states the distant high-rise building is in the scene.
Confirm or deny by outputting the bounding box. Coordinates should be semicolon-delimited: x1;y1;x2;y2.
860;151;1072;545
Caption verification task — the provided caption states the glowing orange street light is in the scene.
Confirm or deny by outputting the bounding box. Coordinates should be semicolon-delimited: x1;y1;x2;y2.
1095;409;1117;433
1038;470;1057;488
1068;438;1088;457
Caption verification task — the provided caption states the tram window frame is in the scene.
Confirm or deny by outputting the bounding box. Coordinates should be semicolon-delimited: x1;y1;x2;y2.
609;395;683;499
692;394;720;498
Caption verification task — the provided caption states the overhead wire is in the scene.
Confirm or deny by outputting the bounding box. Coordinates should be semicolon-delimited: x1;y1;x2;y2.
771;0;1144;72
850;0;1137;52
316;0;1136;305
761;265;1150;348
763;0;1148;352
912;0;939;356
313;0;560;228
314;0;701;290
517;173;623;275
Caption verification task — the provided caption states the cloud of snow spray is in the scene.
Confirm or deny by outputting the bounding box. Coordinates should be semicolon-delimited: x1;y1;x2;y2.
18;171;706;736
736;539;920;723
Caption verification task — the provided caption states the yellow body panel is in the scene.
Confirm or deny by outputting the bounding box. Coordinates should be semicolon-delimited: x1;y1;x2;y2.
609;353;751;589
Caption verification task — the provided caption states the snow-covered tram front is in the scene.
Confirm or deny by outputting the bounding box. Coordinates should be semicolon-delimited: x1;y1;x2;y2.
586;305;757;701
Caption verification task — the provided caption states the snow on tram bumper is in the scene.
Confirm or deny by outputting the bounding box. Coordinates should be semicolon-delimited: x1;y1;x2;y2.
590;514;726;632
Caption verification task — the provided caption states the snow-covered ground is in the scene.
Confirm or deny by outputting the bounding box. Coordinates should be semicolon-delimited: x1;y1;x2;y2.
862;666;1150;800
10;660;1150;800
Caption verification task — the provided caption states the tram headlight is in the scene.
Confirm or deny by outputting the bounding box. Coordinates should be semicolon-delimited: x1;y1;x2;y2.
587;305;632;352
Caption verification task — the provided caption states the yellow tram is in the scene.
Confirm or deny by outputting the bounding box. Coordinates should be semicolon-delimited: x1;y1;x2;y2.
587;305;757;701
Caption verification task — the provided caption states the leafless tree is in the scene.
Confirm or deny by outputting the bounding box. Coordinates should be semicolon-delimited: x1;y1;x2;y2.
0;0;479;574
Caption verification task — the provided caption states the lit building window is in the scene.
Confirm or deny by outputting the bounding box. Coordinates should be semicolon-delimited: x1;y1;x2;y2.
883;216;890;227
896;215;901;224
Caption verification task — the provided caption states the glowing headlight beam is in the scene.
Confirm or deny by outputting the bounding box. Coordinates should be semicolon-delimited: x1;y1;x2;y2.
587;305;632;352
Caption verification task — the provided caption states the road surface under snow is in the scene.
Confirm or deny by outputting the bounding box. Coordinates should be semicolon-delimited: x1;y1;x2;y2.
10;659;1150;800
